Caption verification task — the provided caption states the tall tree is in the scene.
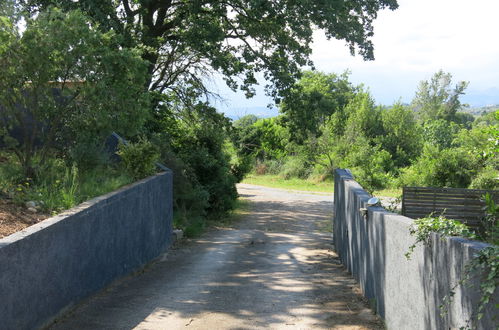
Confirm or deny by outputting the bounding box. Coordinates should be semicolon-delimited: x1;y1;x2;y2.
0;9;148;176
411;70;468;123
22;0;398;101
279;70;356;142
379;103;421;167
342;90;383;143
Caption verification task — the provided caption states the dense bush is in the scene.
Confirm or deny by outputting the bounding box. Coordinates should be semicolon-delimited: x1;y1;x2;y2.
337;137;394;192
117;138;159;180
469;167;499;190
159;150;210;236
422;119;460;149
397;145;476;188
149;100;239;236
378;103;421;168
0;9;149;177
279;156;312;179
232;115;289;161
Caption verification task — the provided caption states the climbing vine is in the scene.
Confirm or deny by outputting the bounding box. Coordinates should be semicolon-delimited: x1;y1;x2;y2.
406;197;498;328
405;214;475;260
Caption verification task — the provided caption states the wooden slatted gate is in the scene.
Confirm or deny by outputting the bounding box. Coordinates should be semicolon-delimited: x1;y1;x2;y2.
402;186;499;230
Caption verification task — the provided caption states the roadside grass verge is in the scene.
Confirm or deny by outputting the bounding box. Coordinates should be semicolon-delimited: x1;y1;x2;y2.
242;173;401;198
181;197;252;237
213;197;252;227
242;174;334;193
373;188;402;198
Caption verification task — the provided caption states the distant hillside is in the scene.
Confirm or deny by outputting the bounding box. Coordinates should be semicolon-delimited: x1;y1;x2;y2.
461;104;499;116
222;106;279;120
219;94;499;120
461;87;499;107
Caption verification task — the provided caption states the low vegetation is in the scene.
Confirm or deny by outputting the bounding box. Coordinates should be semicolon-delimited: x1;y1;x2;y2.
0;152;134;215
231;71;498;197
242;174;333;193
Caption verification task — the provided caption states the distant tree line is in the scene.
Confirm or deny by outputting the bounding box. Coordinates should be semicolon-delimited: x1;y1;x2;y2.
232;70;499;193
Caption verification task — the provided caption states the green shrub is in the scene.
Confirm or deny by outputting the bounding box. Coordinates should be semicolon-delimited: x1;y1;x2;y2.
265;159;284;175
422;119;460;149
149;102;239;233
32;164;79;212
177;135;237;217
309;163;334;182
479;193;499;245
68;141;110;171
179;215;205;238
117;138;159;180
338;138;394;192
159;147;209;233
0;152;24;195
470;167;499;190
352;166;392;193
398;144;475;188
279;156;311;179
253;159;284;176
230;154;253;182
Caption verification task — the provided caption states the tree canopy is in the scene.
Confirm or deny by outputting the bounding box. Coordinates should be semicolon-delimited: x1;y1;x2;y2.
279;70;356;142
0;8;149;175
411;70;469;123
22;0;398;100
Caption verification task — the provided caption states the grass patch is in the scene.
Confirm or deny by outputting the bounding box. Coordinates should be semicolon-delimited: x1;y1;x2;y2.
0;153;134;214
373;188;402;198
242;174;334;193
224;197;252;223
77;168;133;202
209;197;252;227
179;197;252;238
181;216;205;238
243;173;401;197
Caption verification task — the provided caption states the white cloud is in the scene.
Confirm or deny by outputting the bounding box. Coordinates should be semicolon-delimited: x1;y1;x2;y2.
311;0;499;104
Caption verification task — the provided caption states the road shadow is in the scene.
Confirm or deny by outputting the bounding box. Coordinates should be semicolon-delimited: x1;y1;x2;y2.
49;191;382;329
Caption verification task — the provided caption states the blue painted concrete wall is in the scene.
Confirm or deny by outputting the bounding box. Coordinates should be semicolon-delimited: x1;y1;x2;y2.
333;169;497;330
0;172;173;330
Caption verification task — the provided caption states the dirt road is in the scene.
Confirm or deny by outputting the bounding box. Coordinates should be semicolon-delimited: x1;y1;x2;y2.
50;184;382;329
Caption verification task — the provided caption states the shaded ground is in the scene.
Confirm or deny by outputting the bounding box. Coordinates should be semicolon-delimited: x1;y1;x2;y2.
0;199;49;238
49;183;383;329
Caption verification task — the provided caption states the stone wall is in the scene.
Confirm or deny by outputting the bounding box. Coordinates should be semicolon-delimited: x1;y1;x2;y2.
0;172;173;330
333;169;497;329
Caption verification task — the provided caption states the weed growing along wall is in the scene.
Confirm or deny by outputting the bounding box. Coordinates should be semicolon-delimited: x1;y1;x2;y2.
0;172;173;330
333;169;497;330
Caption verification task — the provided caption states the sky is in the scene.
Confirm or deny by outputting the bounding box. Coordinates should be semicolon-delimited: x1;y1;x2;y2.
214;0;499;117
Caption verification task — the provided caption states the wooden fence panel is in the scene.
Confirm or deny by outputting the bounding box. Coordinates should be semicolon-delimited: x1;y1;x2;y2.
402;186;499;229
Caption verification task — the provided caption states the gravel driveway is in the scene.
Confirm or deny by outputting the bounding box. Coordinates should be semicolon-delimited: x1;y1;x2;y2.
50;184;382;330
